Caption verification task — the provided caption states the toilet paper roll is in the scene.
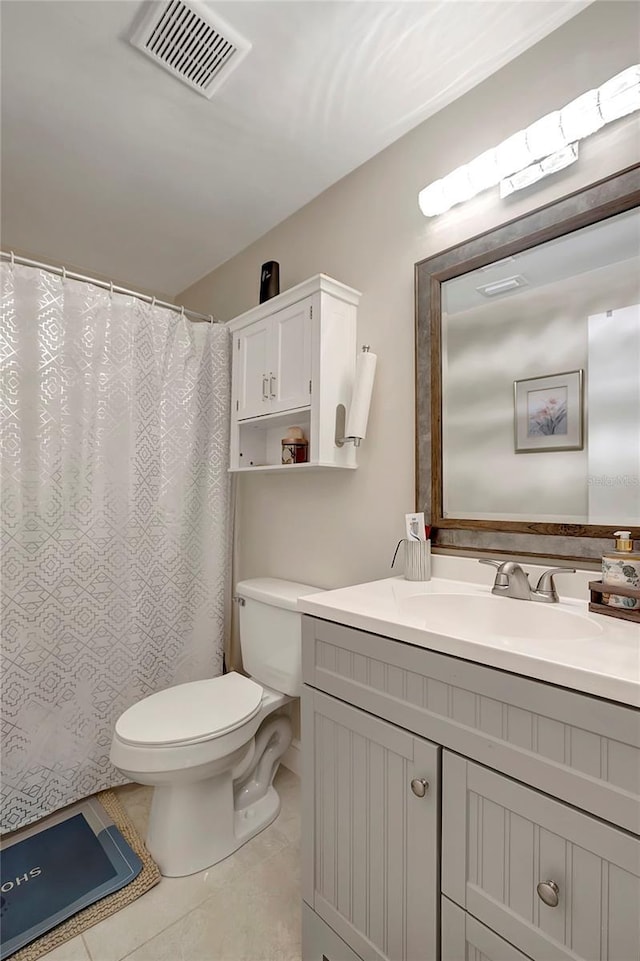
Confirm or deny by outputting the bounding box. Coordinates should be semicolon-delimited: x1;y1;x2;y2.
346;349;377;440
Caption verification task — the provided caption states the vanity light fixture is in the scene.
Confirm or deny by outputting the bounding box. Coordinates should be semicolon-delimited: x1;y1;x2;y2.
418;64;640;216
499;143;579;198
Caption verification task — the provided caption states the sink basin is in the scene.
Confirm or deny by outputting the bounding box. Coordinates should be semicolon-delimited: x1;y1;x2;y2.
400;592;603;642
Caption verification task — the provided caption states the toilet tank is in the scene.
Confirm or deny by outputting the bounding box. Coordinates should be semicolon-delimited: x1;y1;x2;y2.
235;578;323;696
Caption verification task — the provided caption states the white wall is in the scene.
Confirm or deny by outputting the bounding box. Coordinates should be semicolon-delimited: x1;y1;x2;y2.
588;303;640;525
180;2;640;591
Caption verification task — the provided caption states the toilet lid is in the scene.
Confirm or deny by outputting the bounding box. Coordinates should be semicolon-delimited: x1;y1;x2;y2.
115;672;264;747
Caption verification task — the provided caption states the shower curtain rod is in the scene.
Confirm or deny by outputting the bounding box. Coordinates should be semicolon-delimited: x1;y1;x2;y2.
1;251;221;324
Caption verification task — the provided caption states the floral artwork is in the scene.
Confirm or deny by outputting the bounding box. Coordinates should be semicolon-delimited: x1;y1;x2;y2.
527;387;568;436
514;370;583;453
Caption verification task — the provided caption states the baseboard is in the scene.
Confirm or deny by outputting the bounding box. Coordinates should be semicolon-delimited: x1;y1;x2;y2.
281;737;301;778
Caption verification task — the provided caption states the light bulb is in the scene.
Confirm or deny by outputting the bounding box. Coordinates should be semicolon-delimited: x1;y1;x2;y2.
441;165;475;210
560;90;604;141
418;180;450;217
495;131;533;179
466;148;501;193
598;64;640;122
525;111;566;160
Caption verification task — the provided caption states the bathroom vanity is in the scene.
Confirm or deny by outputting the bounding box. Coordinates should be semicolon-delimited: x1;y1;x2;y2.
298;570;640;961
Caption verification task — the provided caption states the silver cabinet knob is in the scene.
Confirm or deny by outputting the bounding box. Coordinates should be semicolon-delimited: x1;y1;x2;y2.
410;777;429;797
537;880;560;907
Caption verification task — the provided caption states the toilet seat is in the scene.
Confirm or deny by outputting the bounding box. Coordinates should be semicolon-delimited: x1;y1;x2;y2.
114;672;263;748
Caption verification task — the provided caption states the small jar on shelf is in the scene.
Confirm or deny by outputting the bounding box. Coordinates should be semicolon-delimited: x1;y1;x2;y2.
281;427;308;465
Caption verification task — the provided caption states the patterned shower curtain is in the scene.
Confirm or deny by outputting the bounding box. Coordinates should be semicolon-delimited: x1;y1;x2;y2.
0;263;231;832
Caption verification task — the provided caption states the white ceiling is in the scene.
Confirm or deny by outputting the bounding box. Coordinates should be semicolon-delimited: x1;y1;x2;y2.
1;0;590;296
443;207;640;314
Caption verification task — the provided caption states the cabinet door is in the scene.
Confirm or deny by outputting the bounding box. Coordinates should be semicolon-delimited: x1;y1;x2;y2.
302;688;440;961
303;903;364;961
441;897;533;961
442;751;640;961
236;318;271;420
269;299;312;414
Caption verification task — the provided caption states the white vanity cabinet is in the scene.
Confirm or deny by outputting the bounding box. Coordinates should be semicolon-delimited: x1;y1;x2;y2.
301;616;640;961
228;274;360;472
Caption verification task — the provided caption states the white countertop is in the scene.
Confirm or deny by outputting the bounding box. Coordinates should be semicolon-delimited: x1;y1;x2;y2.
298;570;640;708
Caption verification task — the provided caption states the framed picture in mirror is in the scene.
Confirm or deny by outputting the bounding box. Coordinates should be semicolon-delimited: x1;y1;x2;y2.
514;369;583;453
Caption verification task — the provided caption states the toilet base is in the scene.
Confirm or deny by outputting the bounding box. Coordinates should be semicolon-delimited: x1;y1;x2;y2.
233;785;280;852
144;712;291;877
147;779;282;878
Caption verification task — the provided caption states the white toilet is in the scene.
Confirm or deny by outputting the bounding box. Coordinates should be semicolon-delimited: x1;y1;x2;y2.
109;577;321;877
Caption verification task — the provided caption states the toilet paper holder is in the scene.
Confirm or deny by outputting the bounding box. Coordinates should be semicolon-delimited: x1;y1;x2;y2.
335;345;377;448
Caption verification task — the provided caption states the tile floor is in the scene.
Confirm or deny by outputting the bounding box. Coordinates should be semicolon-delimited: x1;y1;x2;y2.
39;767;302;961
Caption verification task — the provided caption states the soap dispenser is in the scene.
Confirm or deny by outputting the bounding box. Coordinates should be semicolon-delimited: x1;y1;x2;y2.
602;530;640;609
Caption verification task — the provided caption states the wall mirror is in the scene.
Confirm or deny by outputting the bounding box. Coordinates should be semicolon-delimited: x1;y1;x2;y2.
415;164;640;562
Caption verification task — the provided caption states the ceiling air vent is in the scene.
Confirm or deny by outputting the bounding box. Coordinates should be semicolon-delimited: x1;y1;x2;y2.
130;0;251;99
476;275;529;298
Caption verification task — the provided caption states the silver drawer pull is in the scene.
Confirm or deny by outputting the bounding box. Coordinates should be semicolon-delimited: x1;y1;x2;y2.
537;880;560;907
262;376;269;400
269;373;276;398
410;777;429;798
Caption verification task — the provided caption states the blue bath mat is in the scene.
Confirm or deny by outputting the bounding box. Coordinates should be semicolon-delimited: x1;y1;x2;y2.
0;796;144;959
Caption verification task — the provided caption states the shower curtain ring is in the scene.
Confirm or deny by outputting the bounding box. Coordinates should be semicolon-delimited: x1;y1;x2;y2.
180;305;185;318
151;296;156;308
61;266;66;282
109;281;114;298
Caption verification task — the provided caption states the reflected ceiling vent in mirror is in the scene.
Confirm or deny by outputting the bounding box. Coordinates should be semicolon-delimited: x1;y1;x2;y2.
476;275;529;297
130;0;251;99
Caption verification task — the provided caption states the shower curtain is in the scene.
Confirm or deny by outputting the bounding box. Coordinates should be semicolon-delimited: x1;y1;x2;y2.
0;263;231;832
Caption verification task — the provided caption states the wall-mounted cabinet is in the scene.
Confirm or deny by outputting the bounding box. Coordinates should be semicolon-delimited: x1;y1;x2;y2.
228;274;361;472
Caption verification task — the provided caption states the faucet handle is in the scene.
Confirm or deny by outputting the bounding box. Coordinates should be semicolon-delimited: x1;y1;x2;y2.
535;567;576;600
478;558;512;587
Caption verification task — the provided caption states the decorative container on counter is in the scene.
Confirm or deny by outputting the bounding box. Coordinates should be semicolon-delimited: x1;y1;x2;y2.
602;530;640;610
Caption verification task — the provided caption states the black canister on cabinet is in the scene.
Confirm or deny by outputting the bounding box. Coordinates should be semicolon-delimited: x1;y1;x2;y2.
259;261;280;303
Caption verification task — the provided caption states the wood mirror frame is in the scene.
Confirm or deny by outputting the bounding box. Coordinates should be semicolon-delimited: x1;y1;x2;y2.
415;164;640;563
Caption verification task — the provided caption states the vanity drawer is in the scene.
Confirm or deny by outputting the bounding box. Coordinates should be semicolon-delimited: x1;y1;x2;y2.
302;616;640;835
442;751;640;961
442;897;533;961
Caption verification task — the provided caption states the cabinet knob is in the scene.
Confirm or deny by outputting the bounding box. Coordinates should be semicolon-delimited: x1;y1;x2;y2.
536;880;560;907
410;777;429;798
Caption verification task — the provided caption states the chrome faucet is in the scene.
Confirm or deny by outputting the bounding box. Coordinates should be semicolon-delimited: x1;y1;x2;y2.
479;560;576;603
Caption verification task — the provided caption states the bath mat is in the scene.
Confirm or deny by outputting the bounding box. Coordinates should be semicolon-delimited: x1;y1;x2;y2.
0;790;160;961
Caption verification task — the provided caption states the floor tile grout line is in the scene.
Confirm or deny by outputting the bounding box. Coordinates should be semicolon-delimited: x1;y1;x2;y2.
84;833;297;961
52;774;300;961
81;931;94;960
117;842;302;961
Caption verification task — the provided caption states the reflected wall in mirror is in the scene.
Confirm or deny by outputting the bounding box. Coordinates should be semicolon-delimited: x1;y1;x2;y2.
415;165;640;561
